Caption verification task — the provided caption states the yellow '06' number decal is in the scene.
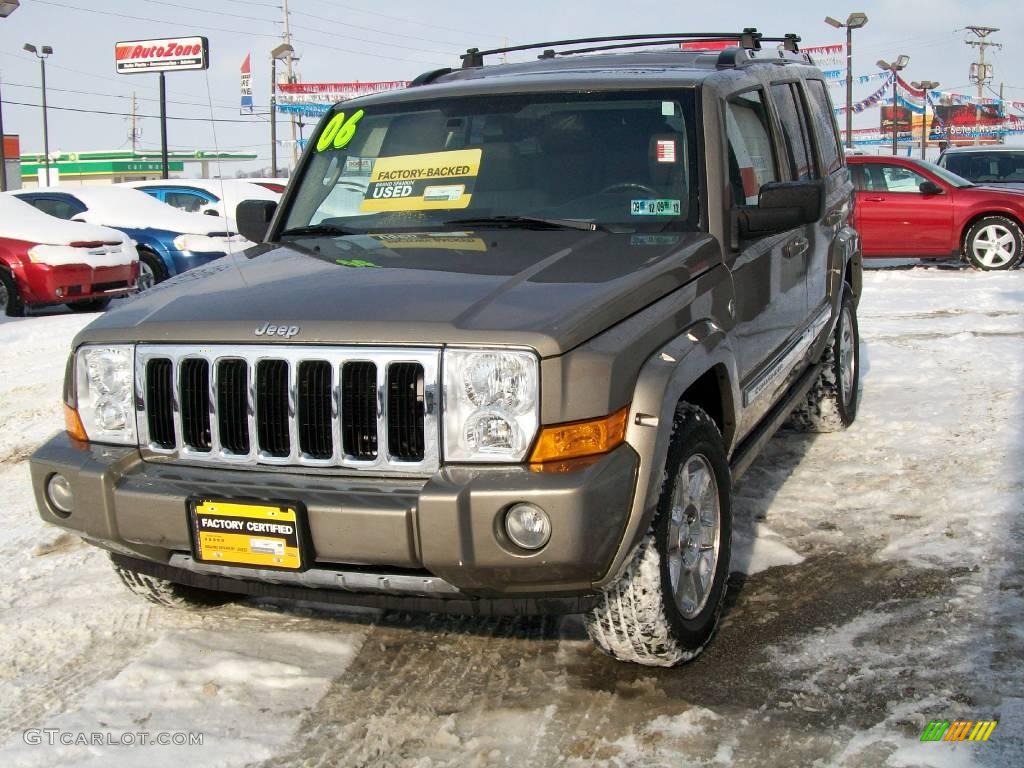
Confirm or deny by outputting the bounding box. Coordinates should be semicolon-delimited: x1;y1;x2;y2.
316;109;365;152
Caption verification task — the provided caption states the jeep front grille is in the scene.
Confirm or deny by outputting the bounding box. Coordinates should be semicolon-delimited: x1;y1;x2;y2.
135;345;439;474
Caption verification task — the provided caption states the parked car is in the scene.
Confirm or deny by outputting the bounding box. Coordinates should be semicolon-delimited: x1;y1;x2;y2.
847;154;1024;270
245;178;288;194
30;31;863;667
122;179;281;228
937;145;1024;190
0;193;138;316
12;186;254;290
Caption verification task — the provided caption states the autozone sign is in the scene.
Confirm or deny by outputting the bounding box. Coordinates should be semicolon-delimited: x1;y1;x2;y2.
115;36;209;74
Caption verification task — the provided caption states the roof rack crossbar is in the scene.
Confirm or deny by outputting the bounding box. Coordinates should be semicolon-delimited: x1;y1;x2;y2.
544;39;717;58
461;31;775;67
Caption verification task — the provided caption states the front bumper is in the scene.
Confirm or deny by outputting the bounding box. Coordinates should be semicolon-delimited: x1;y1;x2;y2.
30;432;639;609
18;262;139;306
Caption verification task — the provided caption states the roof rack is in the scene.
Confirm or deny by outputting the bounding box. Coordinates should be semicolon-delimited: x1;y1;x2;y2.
459;30;801;68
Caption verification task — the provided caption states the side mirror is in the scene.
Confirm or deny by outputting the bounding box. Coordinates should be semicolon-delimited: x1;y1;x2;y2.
736;180;824;239
236;199;278;243
919;180;944;195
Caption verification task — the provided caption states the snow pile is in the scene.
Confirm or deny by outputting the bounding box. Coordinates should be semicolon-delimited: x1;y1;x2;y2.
0;194;130;250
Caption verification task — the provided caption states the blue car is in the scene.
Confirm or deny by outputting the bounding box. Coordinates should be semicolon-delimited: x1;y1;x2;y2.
13;186;254;290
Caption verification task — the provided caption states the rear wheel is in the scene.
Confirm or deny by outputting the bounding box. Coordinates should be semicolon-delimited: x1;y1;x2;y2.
1;269;25;317
788;286;860;432
962;216;1024;271
137;249;168;292
585;405;732;666
111;556;233;610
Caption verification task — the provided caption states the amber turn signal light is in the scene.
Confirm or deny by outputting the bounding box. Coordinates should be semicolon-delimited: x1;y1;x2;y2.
64;404;88;442
529;406;630;464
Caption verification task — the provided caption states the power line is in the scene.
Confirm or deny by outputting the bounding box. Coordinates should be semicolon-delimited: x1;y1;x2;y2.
3;99;267;124
296;0;504;41
135;0;281;26
1;80;249;111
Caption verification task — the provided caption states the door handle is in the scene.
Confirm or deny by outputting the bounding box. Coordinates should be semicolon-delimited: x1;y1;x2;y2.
783;237;809;259
824;211;843;227
863;196;886;202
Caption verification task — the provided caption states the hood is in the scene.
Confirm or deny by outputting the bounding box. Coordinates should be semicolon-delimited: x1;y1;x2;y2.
0;193;127;245
76;229;722;357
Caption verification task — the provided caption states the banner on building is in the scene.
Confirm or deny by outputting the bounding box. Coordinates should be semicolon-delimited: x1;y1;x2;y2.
880;105;913;136
930;104;1004;145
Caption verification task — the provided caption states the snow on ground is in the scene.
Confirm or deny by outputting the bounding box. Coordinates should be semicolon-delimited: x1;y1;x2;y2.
0;266;1022;767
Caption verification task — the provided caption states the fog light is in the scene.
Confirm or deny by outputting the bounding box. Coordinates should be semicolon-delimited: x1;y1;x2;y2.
46;473;74;517
55;287;66;298
504;503;551;550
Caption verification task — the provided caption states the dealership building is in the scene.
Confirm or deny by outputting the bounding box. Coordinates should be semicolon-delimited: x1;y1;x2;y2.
17;149;258;187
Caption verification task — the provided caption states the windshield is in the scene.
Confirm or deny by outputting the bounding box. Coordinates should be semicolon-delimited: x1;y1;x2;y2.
941;151;1024;185
282;90;701;235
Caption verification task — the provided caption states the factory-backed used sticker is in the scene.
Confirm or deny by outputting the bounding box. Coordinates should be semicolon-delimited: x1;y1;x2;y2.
631;199;682;216
360;149;481;212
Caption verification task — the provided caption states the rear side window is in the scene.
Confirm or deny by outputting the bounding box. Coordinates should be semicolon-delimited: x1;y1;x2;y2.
724;90;778;206
805;80;843;174
771;83;818;181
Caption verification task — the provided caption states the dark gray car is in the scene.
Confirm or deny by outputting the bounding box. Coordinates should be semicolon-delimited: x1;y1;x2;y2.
30;31;863;667
938;145;1024;190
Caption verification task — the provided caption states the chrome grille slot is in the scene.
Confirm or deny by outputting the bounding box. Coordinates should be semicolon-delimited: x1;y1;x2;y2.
298;361;333;460
136;345;439;475
387;363;425;461
216;359;249;455
256;359;290;458
145;358;175;449
180;358;212;452
341;361;378;460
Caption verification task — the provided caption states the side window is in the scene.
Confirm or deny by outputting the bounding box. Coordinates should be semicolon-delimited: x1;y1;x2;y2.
31;197;82;220
770;83;818;181
724;90;779;206
805;80;843;174
165;191;207;212
879;165;930;193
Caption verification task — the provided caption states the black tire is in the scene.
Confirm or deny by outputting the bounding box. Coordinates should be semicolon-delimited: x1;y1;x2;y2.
962;216;1024;271
137;249;168;292
111;556;234;610
0;269;25;317
65;298;111;312
788;286;860;433
585;405;732;666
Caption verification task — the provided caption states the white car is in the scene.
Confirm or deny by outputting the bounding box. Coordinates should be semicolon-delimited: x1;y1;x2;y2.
12;186;254;290
122;179;282;228
0;193;139;315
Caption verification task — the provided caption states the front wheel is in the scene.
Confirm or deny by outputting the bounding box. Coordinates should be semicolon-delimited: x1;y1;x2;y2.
137;250;168;292
111;556;234;610
962;216;1024;271
585;405;732;667
0;269;25;317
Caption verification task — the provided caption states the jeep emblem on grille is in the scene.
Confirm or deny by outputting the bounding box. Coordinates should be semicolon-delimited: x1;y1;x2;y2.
255;322;301;339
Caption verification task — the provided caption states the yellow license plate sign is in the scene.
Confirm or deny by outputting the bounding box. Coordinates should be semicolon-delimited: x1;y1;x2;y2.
190;499;307;571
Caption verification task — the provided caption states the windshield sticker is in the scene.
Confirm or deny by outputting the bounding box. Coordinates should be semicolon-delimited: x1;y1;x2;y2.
336;258;381;268
316;110;365;152
359;149;481;212
662;101;675;117
655;139;677;163
368;233;488;252
343;156;374;176
631;199;681;216
631;234;681;246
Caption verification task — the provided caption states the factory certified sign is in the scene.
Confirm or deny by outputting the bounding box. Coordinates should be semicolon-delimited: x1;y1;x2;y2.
115;36;209;74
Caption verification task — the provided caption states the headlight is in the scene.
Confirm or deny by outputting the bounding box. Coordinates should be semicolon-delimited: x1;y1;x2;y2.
443;348;538;462
75;345;136;445
172;235;188;251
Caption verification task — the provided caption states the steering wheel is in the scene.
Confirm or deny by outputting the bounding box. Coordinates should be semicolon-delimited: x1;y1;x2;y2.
600;182;660;196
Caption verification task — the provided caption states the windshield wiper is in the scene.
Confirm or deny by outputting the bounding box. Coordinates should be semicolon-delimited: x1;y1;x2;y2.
440;215;605;232
278;223;361;238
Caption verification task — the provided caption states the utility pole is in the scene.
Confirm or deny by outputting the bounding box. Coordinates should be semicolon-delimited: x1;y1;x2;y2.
965;26;1000;146
128;92;140;153
282;0;299;168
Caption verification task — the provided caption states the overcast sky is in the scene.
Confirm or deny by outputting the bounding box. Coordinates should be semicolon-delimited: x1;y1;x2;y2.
1;0;1022;176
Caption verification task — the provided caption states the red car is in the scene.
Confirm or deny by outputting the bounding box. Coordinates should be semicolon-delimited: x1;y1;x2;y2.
847;155;1024;270
0;194;139;316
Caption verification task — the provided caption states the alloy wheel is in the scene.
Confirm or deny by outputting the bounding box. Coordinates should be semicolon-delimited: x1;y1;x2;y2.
667;454;721;619
972;224;1017;268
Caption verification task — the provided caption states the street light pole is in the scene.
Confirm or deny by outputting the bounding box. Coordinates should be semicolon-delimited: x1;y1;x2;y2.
24;43;54;187
825;12;869;149
877;55;910;156
912;80;940;160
